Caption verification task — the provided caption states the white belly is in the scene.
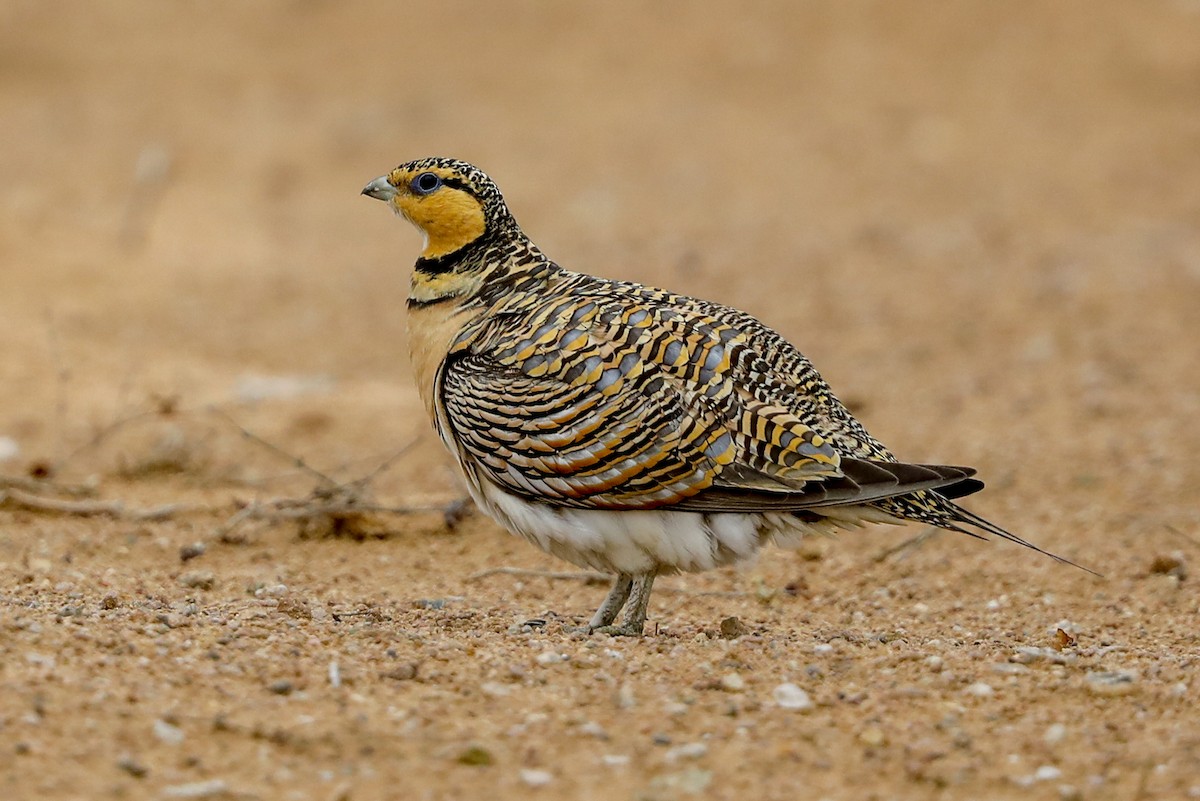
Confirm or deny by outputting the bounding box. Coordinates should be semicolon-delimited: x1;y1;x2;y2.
467;471;832;575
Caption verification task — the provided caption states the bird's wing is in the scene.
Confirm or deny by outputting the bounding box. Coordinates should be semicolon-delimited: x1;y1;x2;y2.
437;294;974;511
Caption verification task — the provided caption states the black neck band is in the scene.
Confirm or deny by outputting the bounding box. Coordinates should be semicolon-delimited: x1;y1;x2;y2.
413;233;486;275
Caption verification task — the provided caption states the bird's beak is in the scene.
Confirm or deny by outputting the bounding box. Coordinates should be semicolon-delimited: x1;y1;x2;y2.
361;176;397;201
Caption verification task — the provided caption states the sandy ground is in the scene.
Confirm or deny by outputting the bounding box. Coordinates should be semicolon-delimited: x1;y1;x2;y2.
2;2;1200;799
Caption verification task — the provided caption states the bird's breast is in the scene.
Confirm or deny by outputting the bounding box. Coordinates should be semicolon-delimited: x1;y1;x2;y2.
406;299;474;422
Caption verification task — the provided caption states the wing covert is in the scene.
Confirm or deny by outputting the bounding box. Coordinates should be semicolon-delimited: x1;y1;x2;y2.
437;293;855;510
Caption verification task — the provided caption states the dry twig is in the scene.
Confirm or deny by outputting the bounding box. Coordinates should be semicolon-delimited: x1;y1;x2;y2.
0;487;206;522
0;475;97;498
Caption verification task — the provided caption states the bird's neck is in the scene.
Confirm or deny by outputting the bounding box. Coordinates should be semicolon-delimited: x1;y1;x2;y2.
407;225;554;309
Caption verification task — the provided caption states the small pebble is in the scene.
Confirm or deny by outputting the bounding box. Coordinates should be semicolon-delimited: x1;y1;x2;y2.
1085;670;1138;696
154;718;185;745
117;756;148;778
457;745;493;766
179;542;207;562
1044;723;1067;745
100;593;119;610
0;435;19;462
665;742;708;762
162;780;229;799
536;651;567;665
719;673;745;692
578;721;608;739
1035;765;1063;781
1149;552;1187;580
481;682;511;698
859;727;887;747
663;701;689;716
653;769;713;794
268;680;294;696
772;683;813;711
519;768;553;787
1011;646;1073;665
719;616;748;639
965;682;995;697
382;663;419;681
602;754;630;767
179;571;215;590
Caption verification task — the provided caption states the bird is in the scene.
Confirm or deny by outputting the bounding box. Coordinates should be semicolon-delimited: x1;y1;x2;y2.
362;157;1082;636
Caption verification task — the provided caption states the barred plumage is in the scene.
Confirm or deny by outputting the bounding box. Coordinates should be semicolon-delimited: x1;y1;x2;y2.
363;158;1080;636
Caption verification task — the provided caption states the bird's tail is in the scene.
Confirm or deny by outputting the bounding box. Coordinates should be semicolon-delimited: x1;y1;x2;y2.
874;491;1101;577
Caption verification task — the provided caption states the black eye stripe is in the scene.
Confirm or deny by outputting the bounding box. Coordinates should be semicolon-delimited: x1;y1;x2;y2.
438;176;474;194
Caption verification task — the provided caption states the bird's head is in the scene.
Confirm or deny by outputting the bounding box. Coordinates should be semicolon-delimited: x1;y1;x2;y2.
362;157;512;260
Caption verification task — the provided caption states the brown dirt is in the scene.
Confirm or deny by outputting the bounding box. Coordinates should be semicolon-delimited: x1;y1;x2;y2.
2;2;1199;799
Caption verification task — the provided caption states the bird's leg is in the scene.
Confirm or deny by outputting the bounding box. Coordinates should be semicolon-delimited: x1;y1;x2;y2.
587;574;633;629
593;573;656;637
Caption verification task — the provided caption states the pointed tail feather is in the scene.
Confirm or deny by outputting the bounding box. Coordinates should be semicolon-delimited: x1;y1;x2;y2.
943;500;1102;577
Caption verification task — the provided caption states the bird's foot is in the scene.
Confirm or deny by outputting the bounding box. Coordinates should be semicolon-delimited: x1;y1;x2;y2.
589;622;646;637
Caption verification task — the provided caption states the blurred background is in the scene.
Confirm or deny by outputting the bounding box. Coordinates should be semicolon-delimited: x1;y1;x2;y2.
4;3;1200;799
2;0;1199;542
2;0;1200;534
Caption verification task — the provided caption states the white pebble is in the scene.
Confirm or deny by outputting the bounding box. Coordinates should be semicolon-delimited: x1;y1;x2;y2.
328;660;341;689
924;655;944;671
663;701;689;716
520;769;553;787
965;682;995;697
720;673;745;692
481;682;511;698
602;754;630;767
579;721;608;739
162;780;229;798
1044;723;1067;745
813;643;834;654
153;718;185;746
772;683;813;711
0;436;19;462
536;651;567;665
1036;765;1063;781
911;602;930;616
665;742;708;762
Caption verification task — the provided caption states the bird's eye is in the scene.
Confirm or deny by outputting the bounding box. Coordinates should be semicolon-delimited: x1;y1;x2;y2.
411;171;442;195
